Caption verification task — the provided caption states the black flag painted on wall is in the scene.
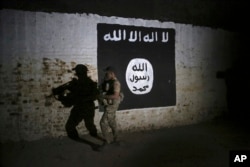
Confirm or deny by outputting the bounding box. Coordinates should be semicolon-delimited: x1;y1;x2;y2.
97;23;176;110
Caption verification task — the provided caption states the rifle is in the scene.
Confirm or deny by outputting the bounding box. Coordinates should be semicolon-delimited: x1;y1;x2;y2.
52;79;100;108
52;81;74;107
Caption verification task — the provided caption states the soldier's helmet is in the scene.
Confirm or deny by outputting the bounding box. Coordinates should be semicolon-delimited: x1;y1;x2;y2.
72;64;88;75
104;66;116;73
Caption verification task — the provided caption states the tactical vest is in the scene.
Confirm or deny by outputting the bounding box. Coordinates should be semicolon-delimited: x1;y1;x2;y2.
102;79;116;95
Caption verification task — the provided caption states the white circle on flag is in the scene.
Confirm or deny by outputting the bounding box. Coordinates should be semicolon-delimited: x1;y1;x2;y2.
126;58;154;95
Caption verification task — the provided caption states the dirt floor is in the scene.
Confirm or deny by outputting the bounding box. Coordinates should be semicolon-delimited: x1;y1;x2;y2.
1;117;250;167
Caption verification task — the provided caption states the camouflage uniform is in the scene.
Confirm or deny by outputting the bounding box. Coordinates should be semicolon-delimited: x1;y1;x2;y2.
100;78;121;143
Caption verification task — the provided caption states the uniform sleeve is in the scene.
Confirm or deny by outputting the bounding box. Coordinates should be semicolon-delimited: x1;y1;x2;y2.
113;80;121;93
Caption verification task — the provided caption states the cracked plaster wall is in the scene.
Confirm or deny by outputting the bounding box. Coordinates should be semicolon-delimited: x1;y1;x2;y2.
0;9;238;141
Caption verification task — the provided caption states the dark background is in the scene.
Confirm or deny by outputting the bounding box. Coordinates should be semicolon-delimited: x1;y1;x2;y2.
1;0;248;33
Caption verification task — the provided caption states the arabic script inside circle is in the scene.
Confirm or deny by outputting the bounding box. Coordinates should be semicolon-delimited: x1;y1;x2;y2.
126;58;154;95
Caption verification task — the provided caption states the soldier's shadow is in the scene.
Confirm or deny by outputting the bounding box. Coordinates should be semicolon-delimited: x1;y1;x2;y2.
70;135;104;151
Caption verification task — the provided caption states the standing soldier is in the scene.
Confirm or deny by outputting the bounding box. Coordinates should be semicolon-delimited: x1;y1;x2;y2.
99;66;122;145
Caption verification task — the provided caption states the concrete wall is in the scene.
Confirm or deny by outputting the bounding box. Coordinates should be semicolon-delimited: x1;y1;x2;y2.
0;9;238;141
